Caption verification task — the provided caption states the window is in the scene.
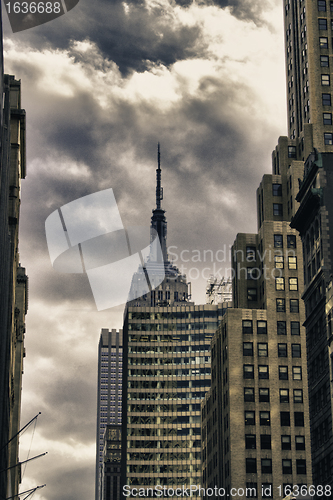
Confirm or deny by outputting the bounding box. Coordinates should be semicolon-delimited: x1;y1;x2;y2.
324;132;333;144
282;459;292;474
281;435;291;450
245;434;256;449
243;342;253;356
292;344;301;358
277;299;286;312
278;344;287;357
324;112;332;124
279;366;288;380
258;343;268;357
244;387;255;402
274;234;283;248
257;321;267;334
319;18;328;29
291;321;300;335
275;255;284;269
277;321;287;335
295;436;305;450
320;37;329;48
244;365;254;379
294;389;303;403
281;411;291;426
247;267;259;280
290;299;299;313
321;55;329;66
258;365;269;379
318;0;327;10
293;366;302;380
294;412;304;426
260;434;271;450
247;288;257;301
243;320;253;334
273;203;283;216
276;277;285;290
288;146;296;158
246;246;256;260
331;0;333;10
288;256;297;269
289;278;298;291
261;459;272;474
259;388;269;402
323;93;331;105
245;411;255;425
322;74;330;85
280;389;289;403
287;235;296;248
246;458;257;473
260;411;270;426
296;459;306;475
272;184;282;196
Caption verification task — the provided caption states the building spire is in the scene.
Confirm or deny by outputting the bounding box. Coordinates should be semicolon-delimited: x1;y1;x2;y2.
156;143;163;210
151;143;167;262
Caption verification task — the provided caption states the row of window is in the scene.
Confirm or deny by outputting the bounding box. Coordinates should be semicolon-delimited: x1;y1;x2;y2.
273;234;296;248
275;277;298;291
242;320;300;334
129;310;219;320
246;433;304;451
318;0;333;12
244;365;302;380
243;342;301;358
246;457;306;475
318;17;333;29
244;387;303;404
274;255;297;269
245;411;304;427
248;290;300;304
277;298;299;312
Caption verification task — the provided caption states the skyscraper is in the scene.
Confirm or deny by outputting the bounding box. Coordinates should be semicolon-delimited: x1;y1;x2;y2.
121;149;229;491
284;0;333;154
202;136;312;498
284;0;333;489
0;11;28;495
96;329;123;500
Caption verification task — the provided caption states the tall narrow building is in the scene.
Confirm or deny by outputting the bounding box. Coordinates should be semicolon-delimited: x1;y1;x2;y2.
283;0;333;489
121;149;229;492
0;15;28;496
202;137;312;498
96;329;123;500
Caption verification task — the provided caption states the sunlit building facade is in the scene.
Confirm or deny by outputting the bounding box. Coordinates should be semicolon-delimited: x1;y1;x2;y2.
285;0;333;488
202;137;312;498
121;148;229;492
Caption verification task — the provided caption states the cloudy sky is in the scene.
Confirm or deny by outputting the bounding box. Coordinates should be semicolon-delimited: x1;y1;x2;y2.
2;0;287;498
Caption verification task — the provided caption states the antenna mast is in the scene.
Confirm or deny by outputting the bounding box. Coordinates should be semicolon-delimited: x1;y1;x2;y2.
156;143;163;209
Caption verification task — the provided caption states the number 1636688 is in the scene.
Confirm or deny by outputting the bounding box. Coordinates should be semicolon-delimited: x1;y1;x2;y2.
5;2;62;14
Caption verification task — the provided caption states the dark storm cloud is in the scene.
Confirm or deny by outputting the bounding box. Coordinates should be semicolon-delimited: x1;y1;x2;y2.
15;53;278;309
4;0;208;75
